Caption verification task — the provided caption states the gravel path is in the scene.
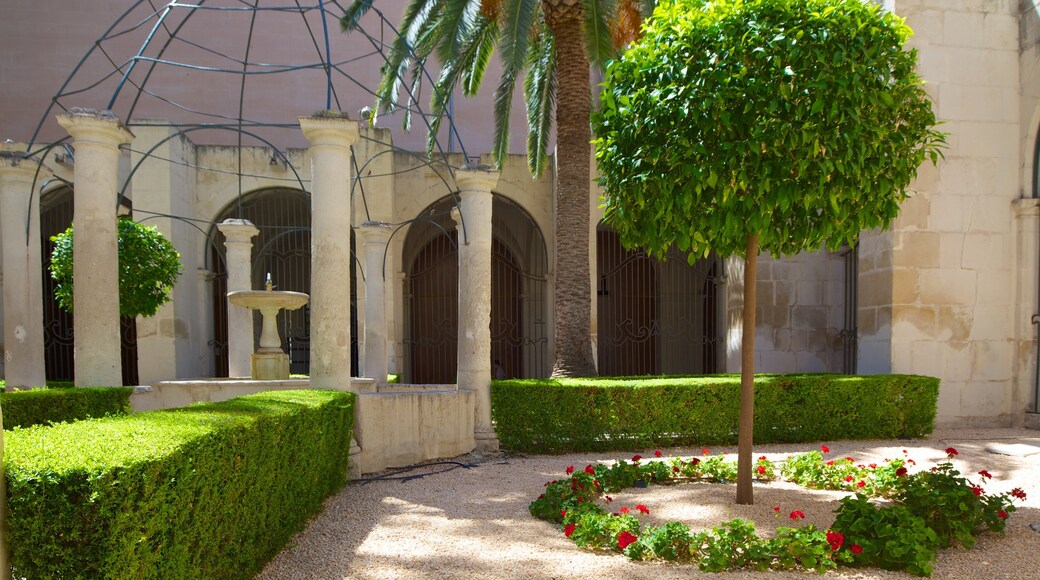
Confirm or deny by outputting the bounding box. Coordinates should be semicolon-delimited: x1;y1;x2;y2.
257;428;1040;579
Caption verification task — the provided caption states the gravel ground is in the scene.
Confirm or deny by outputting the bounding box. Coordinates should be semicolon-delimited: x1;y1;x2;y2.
257;428;1040;579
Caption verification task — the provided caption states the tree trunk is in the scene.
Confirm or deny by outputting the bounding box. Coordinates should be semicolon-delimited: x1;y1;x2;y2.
736;233;758;505
546;8;598;378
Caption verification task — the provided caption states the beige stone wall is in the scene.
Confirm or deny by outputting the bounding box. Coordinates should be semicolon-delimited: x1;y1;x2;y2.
865;0;1022;426
754;250;846;373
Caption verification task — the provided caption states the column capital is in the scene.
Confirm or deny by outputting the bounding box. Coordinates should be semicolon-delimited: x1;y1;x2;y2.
217;218;260;242
1013;197;1040;219
358;221;393;245
57;108;134;145
299;111;360;148
455;164;499;194
0;151;40;181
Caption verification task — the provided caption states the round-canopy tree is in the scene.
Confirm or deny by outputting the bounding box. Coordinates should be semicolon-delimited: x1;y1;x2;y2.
593;0;945;504
50;217;183;318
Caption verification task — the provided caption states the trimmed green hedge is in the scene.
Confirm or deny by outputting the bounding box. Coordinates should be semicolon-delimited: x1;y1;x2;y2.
491;374;938;453
1;387;133;429
5;389;355;579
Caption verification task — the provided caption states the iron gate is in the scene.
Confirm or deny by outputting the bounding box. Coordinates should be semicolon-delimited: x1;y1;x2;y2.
597;225;722;376
209;187;358;377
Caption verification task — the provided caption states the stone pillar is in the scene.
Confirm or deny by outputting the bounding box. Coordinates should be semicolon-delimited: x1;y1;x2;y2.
0;150;46;389
1013;199;1040;421
454;165;499;451
360;221;391;385
218;219;259;378
57;109;133;387
300;112;359;390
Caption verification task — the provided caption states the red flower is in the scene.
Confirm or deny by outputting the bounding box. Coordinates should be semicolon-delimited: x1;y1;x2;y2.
584;465;596;476
857;480;866;489
617;531;638;550
825;460;835;466
619;507;630;514
773;506;781;513
756;465;766;475
850;544;863;555
565;465;574;475
844;475;854;483
673;466;680;473
702;448;710;455
789;510;806;521
636;504;650;515
1012;488;1028;500
759;455;767;461
826;530;844;551
820;445;830;453
945;447;958;457
605;496;613;502
869;463;878;469
655;450;663;457
560;510;567;519
564;523;576;537
845;456;854;462
998;510;1008;519
902;449;908;454
631;455;642;463
691;457;701;466
972;486;983;497
896;467;908;477
978;470;992;479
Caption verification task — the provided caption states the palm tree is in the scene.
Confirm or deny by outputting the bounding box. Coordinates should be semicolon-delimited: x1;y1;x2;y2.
342;0;647;377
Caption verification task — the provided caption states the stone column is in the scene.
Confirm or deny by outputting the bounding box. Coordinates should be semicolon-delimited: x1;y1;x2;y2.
454;165;499;451
218;219;259;378
300;112;359;390
1013;198;1040;421
360;221;391;385
57;109;133;387
0;150;46;389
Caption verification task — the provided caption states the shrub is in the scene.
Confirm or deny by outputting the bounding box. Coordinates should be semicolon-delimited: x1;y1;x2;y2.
492;374;938;452
831;494;939;576
1;387;133;429
5;389;355;579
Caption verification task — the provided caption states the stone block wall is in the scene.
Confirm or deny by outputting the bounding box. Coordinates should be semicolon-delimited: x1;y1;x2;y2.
859;0;1023;426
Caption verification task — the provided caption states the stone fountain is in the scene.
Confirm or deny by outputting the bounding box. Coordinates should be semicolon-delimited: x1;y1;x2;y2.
227;275;309;380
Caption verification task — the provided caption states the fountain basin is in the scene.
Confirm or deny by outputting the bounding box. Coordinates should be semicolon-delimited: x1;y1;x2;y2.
227;289;309;379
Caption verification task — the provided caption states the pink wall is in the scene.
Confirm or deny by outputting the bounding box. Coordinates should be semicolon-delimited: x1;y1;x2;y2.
0;0;530;156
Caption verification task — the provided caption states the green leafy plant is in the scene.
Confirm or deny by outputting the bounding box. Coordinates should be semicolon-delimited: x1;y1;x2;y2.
831;494;940;576
50;217;183;318
782;446;910;497
594;0;946;504
0;387;132;429
894;448;1020;548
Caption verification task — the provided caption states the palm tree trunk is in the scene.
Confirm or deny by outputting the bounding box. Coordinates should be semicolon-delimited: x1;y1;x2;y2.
547;7;598;378
736;233;758;505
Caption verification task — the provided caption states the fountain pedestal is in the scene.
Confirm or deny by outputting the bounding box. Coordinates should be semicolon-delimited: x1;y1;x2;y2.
227;288;309;380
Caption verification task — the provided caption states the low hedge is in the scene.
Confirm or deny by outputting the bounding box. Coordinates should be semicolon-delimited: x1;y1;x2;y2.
491;374;938;453
1;386;133;429
5;389;356;579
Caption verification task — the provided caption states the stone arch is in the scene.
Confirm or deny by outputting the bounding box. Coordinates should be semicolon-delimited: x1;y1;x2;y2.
401;193;549;383
207;186;358;377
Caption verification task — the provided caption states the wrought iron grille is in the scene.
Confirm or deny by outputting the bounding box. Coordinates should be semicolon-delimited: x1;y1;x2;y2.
403;195;549;383
597;225;722;376
39;187;139;385
208;187;358;377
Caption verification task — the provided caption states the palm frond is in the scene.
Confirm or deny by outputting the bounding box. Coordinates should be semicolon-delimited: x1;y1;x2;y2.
427;15;498;154
499;0;539;79
524;24;556;176
374;0;443;120
461;15;499;95
339;0;375;31
433;0;481;63
584;0;616;70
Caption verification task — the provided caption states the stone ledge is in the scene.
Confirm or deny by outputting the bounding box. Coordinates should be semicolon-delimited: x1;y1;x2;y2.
1025;413;1040;431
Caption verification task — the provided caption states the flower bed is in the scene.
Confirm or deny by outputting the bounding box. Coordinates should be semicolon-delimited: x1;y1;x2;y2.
529;447;1025;576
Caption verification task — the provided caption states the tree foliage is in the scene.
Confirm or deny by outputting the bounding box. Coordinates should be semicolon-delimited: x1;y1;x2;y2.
50;218;183;318
594;0;946;260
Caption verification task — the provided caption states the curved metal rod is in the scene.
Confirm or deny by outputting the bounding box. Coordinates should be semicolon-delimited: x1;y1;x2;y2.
250;226;365;282
236;0;261;216
109;4;175;109
117;125;306;208
294;0;342;109
27;0;156;148
318;0;335;110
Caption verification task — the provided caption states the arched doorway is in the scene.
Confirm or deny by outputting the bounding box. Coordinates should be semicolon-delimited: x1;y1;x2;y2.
597;223;723;376
208;188;358;377
39;187;140;385
403;195;549;383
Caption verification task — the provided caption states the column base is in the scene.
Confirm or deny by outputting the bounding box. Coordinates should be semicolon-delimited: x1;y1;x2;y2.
251;352;289;380
475;428;499;452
